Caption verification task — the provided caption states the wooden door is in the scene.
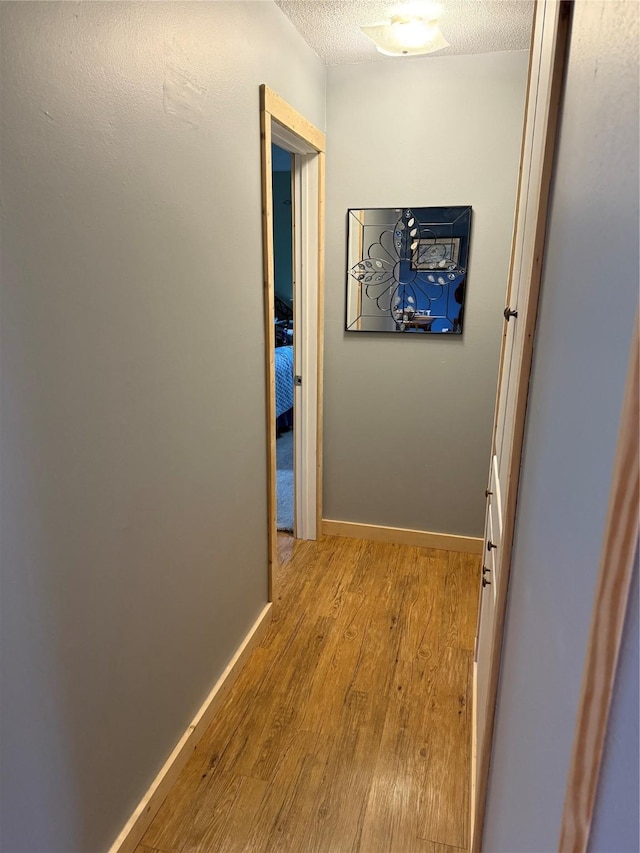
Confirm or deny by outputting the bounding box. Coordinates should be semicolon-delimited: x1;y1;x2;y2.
471;2;571;846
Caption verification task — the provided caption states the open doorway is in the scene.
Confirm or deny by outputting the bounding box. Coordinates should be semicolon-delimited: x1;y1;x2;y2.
272;143;295;533
260;85;326;600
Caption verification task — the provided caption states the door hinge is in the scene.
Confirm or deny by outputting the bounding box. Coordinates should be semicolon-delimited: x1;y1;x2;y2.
294;375;302;386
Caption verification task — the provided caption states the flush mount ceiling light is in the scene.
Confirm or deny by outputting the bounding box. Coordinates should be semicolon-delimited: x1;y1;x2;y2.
360;15;450;56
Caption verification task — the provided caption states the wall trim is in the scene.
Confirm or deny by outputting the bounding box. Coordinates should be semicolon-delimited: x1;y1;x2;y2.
559;319;639;851
108;603;273;853
263;86;325;153
322;519;483;554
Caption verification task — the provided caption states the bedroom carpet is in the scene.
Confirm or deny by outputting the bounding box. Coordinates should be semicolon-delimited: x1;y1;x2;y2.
276;429;294;533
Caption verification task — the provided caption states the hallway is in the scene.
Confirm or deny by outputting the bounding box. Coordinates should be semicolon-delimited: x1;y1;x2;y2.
138;534;480;852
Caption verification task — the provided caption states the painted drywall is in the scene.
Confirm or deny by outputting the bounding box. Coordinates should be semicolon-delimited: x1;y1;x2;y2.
589;549;639;853
272;161;294;306
324;51;529;537
0;3;324;851
482;1;639;849
272;142;293;172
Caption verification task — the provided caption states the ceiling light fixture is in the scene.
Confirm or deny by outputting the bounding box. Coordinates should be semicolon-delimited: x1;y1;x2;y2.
360;15;450;57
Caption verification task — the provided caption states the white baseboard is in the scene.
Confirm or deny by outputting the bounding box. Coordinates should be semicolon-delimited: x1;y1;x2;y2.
108;602;273;853
322;519;483;555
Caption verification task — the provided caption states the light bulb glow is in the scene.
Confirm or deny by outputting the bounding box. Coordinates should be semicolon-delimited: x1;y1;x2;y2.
390;17;436;49
360;15;450;57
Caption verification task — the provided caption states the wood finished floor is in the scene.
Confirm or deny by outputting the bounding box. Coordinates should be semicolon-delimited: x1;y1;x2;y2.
138;534;480;853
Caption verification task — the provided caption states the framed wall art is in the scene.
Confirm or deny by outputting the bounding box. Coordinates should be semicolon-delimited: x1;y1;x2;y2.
346;206;472;335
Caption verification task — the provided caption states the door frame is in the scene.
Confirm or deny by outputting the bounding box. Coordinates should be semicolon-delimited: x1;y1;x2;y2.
259;85;325;600
471;1;572;848
291;148;320;542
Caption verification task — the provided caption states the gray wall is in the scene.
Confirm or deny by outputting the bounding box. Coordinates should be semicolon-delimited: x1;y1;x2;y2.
324;51;529;538
0;3;324;851
483;1;639;849
272;168;294;306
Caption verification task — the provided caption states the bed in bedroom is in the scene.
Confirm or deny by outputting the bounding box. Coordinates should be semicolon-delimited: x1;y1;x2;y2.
275;344;294;433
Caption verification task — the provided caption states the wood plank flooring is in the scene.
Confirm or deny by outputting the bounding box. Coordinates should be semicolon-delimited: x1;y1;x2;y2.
138;534;480;853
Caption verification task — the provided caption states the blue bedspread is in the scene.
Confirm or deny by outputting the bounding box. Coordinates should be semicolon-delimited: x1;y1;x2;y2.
275;345;294;418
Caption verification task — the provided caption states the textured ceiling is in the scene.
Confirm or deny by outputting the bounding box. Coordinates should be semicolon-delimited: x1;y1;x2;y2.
275;1;534;65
